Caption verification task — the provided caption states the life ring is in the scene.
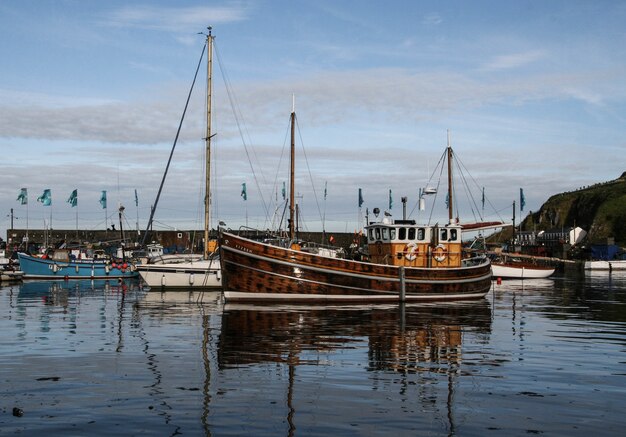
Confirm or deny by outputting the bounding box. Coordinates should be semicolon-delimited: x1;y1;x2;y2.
433;244;447;262
403;242;418;261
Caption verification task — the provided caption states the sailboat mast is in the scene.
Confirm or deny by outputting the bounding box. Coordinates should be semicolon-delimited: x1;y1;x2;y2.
289;96;296;241
204;28;214;260
447;130;454;223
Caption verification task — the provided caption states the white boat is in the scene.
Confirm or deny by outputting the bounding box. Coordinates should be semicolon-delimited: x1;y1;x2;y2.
584;260;626;270
491;262;555;279
137;28;221;290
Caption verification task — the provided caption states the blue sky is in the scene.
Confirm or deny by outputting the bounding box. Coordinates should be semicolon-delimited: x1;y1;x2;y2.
1;0;625;241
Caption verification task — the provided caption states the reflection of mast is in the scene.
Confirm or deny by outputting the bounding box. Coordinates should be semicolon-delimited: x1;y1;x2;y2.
201;310;212;435
287;352;296;437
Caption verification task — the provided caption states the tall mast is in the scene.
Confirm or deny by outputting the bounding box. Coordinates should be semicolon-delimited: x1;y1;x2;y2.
203;27;214;259
447;130;454;223
289;95;296;241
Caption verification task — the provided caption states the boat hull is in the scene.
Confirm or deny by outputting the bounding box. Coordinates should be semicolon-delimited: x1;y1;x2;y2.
491;263;555;279
17;253;138;279
219;232;492;303
137;259;222;289
584;260;626;270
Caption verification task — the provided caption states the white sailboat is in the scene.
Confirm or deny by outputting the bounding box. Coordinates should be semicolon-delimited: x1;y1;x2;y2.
138;28;221;290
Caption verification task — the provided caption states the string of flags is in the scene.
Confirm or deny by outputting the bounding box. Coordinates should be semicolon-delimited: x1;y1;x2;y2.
14;188;132;211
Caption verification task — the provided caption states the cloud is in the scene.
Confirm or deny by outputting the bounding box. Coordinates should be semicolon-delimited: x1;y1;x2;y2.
481;50;546;71
105;3;250;32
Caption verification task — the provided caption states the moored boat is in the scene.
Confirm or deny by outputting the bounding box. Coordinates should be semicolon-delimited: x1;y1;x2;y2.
491;261;555;279
17;250;138;280
136;28;221;290
219;127;492;303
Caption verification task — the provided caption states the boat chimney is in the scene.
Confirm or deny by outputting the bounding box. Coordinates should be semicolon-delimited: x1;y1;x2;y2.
401;197;407;220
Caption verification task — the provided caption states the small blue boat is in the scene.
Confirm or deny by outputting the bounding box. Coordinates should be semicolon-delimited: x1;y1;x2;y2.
17;250;138;279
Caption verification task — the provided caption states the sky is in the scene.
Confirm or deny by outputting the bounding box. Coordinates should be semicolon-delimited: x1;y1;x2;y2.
1;0;625;242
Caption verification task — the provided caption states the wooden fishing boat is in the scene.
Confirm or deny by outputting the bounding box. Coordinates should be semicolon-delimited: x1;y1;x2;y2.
219;121;492;302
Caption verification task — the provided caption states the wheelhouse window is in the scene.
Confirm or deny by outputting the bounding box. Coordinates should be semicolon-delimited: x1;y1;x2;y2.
440;228;448;241
368;228;374;242
375;227;381;240
408;228;416;240
450;228;458;242
398;228;406;240
390;228;397;240
418;228;425;241
382;228;389;241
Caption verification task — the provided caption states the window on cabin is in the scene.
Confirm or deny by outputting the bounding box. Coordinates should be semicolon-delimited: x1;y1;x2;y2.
450;229;458;242
408;228;416;240
368;228;374;241
375;227;381;240
390;228;396;240
418;228;425;241
382;228;389;241
440;228;448;241
398;228;406;240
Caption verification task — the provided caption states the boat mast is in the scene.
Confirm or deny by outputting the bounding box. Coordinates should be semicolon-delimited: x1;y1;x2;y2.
447;130;454;223
203;27;214;260
289;95;296;241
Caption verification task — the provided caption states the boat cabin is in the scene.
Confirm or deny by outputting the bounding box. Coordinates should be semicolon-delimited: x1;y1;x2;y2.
366;218;462;267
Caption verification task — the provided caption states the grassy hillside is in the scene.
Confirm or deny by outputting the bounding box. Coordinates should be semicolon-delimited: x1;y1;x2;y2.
524;172;626;245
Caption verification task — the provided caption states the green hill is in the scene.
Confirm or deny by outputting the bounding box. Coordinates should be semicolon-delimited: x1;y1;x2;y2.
524;172;626;246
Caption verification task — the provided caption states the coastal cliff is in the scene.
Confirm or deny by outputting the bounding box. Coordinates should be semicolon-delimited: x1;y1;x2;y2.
523;172;626;246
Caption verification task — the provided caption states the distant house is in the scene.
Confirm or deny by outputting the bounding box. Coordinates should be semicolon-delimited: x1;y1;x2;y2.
536;227;587;247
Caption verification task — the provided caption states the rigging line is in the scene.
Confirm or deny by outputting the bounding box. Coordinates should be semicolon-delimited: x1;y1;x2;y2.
455;152;506;223
267;116;291;230
214;42;271;222
426;148;448;225
295;115;325;229
141;41;207;247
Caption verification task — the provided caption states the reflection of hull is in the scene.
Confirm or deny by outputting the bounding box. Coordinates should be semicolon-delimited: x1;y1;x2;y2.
584;260;626;270
17;278;139;299
218;301;492;370
219;232;492;303
492;263;555;279
17;252;138;279
137;258;221;289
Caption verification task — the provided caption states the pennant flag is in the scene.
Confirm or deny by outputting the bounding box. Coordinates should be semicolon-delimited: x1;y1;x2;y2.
17;188;28;205
520;188;526;212
388;189;393;210
358;188;364;208
445;192;449;209
324;181;328;200
134;189;139;207
482;187;485;210
67;189;78;207
100;190;107;209
241;183;247;201
281;181;286;200
37;189;52;206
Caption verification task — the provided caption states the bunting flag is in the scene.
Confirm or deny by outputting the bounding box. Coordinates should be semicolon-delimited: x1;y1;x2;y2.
520;188;526;212
100;190;107;209
358;188;364;208
445;192;449;210
67;189;78;207
388;189;393;210
37;189;52;206
17;188;28;205
281;181;286;200
134;189;139;207
324;181;328;200
241;183;247;201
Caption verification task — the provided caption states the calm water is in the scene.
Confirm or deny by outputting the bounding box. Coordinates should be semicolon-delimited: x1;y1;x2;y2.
1;269;625;436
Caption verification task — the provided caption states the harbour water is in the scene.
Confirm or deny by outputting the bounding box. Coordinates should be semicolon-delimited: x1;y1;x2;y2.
1;270;625;436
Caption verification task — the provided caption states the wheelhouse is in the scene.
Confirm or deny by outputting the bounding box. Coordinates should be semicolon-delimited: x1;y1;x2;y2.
366;218;463;267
